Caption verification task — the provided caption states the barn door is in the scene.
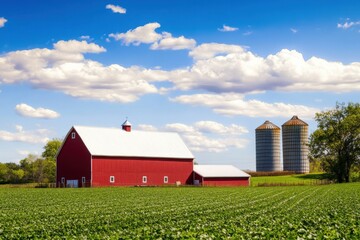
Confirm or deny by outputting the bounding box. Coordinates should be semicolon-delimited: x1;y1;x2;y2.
66;180;79;188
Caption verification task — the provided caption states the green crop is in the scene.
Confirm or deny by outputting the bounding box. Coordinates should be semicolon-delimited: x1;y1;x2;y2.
0;183;359;239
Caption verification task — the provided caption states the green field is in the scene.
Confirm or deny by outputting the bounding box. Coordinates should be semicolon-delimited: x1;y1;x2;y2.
1;183;360;239
250;173;331;186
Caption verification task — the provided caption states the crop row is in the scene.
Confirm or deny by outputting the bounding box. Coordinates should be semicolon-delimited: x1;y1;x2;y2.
0;183;359;239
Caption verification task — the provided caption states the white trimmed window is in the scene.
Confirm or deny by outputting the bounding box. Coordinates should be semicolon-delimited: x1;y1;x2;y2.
164;176;168;183
71;132;76;139
82;177;86;184
142;176;147;184
61;177;65;184
110;176;115;183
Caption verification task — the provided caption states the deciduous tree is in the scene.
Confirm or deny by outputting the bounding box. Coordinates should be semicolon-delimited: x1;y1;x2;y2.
309;102;360;182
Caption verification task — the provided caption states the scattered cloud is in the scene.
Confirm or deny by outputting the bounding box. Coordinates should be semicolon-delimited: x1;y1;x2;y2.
218;24;238;32
106;4;126;14
109;22;162;46
243;31;253;36
189;43;245;60
172;93;319;118
15;103;60;119
337;20;360;29
0;17;7;28
150;32;196;50
109;22;196;50
137;121;248;152
290;28;298;33
137;124;158;131
0;39;168;103
53;40;106;53
165;121;248;152
0;125;50;144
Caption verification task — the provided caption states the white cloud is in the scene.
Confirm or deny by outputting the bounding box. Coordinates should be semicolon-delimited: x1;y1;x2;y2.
0;39;168;103
150;32;196;50
54;40;106;53
136;121;248;153
109;22;162;46
218;25;238;32
15;103;60;119
106;4;126;14
337;21;360;29
137;124;158;131
243;31;253;36
171;44;360;93
194;121;248;135
172;93;319;118
189;43;245;60
165;121;248;152
290;28;298;33
0;17;7;28
0;125;50;144
109;23;196;50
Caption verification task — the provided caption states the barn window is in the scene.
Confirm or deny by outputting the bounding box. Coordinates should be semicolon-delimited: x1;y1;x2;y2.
164;176;168;183
110;176;115;183
82;177;86;184
71;132;76;139
142;176;147;183
61;177;65;184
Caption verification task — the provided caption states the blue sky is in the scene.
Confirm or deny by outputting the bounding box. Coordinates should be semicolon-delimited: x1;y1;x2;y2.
0;0;359;170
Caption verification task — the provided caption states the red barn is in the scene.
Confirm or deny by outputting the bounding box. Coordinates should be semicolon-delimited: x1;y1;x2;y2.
56;121;194;187
193;165;250;186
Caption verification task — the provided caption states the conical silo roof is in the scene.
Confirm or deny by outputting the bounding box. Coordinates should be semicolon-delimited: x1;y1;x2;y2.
256;120;280;130
282;116;308;126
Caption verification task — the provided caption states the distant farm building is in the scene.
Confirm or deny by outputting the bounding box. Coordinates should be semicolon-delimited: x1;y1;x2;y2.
282;116;310;173
193;165;250;186
255;120;281;172
56;121;250;187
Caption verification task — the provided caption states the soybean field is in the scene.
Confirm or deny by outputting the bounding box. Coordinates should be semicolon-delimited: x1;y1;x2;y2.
1;183;360;239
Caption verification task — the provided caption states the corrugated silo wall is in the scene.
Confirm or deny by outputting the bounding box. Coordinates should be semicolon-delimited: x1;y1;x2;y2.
256;128;281;171
282;125;309;173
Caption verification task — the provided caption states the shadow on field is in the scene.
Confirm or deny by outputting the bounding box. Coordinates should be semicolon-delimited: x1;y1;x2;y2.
295;173;332;180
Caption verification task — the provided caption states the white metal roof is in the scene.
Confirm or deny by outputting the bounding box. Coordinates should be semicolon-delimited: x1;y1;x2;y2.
194;165;250;178
72;125;194;159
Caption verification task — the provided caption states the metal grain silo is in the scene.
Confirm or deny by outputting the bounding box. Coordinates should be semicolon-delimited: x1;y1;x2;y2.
256;120;281;172
282;116;309;173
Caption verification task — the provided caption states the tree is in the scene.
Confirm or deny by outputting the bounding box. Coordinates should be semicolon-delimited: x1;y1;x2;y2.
42;139;62;162
309;102;360;183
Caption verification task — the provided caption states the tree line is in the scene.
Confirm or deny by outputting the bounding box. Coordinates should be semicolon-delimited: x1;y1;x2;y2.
0;139;62;184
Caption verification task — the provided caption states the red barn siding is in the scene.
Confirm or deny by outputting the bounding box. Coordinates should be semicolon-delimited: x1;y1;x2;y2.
92;156;193;186
56;128;91;187
194;172;249;186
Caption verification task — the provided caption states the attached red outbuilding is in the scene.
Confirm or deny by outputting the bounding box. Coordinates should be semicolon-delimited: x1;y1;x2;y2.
193;165;250;186
56;121;194;187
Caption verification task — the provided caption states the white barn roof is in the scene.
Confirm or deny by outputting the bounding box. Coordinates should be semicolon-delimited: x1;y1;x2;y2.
72;125;194;159
194;165;250;178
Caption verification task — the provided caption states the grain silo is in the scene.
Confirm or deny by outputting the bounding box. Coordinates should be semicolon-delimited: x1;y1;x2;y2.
282;116;309;173
255;120;281;172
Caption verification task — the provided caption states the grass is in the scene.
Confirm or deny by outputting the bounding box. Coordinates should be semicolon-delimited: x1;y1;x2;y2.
0;183;360;239
250;173;331;186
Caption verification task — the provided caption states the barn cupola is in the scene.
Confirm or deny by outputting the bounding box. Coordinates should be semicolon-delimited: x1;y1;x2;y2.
122;118;132;132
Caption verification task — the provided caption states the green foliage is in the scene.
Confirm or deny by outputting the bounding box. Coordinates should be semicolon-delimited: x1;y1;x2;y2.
0;139;61;184
309;102;360;183
0;184;360;239
42;138;62;161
